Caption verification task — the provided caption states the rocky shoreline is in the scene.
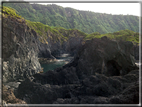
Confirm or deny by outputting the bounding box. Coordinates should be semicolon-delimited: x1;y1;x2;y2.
15;37;139;104
2;7;140;105
2;34;140;104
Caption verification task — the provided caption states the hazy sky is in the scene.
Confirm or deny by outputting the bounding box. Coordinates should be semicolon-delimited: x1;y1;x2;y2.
37;3;140;16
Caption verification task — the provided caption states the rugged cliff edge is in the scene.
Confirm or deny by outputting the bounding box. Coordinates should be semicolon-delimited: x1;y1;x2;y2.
16;37;139;104
26;21;86;59
2;6;86;83
2;7;41;83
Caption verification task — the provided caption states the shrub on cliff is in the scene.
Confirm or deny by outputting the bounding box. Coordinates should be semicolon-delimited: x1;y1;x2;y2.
85;29;139;45
2;6;21;18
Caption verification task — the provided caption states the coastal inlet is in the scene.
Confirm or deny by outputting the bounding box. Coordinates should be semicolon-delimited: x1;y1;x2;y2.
39;54;73;72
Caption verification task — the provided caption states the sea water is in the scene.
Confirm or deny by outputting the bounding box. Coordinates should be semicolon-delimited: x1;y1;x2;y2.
40;54;73;72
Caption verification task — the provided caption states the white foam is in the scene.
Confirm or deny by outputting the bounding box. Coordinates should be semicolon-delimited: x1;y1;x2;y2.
135;62;141;66
61;54;70;57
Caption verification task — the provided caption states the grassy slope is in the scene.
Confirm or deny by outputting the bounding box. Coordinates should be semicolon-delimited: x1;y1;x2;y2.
85;29;139;45
3;2;139;34
2;6;140;45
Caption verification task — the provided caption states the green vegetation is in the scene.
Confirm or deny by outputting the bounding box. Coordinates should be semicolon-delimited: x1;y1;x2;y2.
85;29;139;45
26;20;68;44
2;6;140;45
3;3;139;34
2;6;22;18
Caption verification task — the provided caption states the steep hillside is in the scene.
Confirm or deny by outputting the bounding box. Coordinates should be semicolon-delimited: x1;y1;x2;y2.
3;2;139;34
2;6;87;82
25;20;87;57
2;6;140;82
2;6;41;82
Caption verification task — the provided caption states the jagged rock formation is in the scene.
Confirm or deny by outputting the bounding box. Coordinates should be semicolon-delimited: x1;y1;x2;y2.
38;29;85;58
16;37;139;104
2;15;41;83
2;7;85;83
75;37;137;77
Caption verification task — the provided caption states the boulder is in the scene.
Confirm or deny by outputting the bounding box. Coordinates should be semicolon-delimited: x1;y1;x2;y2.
33;66;79;85
16;78;80;104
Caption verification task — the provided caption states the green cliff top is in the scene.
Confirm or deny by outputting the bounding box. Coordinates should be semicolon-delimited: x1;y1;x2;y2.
2;6;22;18
2;6;140;45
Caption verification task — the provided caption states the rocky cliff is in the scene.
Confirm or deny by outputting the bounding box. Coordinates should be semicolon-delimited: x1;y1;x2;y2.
75;37;137;77
2;7;41;83
2;6;88;84
26;21;86;59
16;37;139;104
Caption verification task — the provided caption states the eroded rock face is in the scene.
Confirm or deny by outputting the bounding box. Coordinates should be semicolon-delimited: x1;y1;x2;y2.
75;37;137;77
16;37;139;104
42;30;84;58
63;35;84;56
2;16;41;82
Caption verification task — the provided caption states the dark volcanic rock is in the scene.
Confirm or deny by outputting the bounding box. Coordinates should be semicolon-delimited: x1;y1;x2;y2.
38;43;55;59
16;70;139;104
16;37;139;104
2;16;41;82
38;29;85;58
63;35;84;56
33;66;79;85
75;37;137;78
17;77;80;104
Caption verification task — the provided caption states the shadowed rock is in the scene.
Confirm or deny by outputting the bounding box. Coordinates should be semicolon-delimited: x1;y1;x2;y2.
75;37;137;78
2;15;41;83
16;37;139;104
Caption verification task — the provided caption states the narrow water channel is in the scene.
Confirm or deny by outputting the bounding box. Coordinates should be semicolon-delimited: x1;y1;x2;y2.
40;54;73;72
